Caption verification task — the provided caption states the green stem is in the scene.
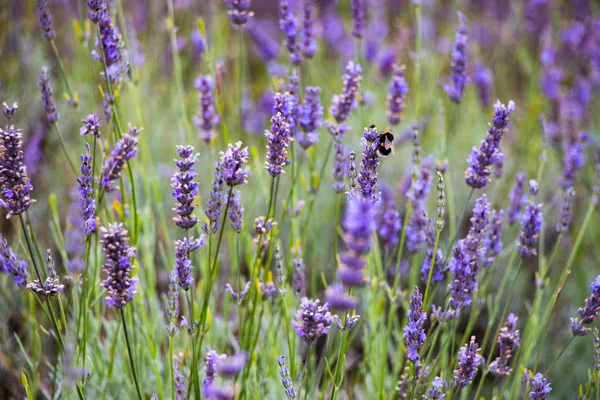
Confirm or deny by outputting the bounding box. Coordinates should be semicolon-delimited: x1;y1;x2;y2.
443;188;475;265
544;336;574;376
52;124;78;176
49;40;77;106
423;230;442;307
120;308;143;400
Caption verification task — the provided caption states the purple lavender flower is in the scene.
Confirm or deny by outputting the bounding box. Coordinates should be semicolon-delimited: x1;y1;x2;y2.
166;270;180;336
224;0;253;25
194;75;220;143
351;0;365;39
292;297;332;346
0;108;36;218
89;1;129;84
37;0;56;40
77;143;97;236
203;349;225;396
278;356;298;400
474;64;493;108
228;190;244;233
556;187;575;233
326;121;347;193
480;209;503;268
292;247;306;297
298;86;323;149
453;336;483;389
285;75;300;138
377;200;401;249
103;93;114;123
0;235;29;288
423;377;445;400
216;352;246;376
325;283;356;310
489;313;520;376
465;100;515;188
330;61;362;124
203;163;225;235
529;373;552;399
300;0;316;58
407;156;434;253
445;12;469;103
265;111;291;177
174;236;204;291
274;244;287;295
100;126;141;192
517;202;543;258
421;220;444;284
172;145;199;230
279;0;303;65
28;250;64;297
339;196;375;286
559;136;585;189
571;276;600;336
101;223;137;308
403;286;426;364
80;114;102;137
246;20;280;62
352;124;380;201
220;141;250;186
66;190;85;272
39;67;58;124
448;196;490;313
174;358;186;399
386;65;409;125
507;173;526;225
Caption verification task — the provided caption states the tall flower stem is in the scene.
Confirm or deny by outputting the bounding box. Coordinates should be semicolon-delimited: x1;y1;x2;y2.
443;187;475;264
169;336;176;400
52;124;78;175
423;229;442;306
120;308;143;400
186;291;201;399
49;40;77;106
238;27;244;138
544;335;575;375
474;259;523;400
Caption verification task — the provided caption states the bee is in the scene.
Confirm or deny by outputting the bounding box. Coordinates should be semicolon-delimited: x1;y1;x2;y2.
377;130;395;157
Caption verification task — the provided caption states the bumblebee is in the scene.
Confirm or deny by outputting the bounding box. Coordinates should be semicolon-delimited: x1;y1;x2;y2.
377;130;395;157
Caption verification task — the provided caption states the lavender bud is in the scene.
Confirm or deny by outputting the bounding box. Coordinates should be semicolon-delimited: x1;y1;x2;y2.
445;12;469;103
101;223;137;308
279;0;303;65
517;202;543;258
265;111;291;177
274;244;287;295
351;0;365;39
507;173;526;225
297;86;323;149
528;179;539;196
80;114;102;137
77;143;97;236
0;235;29;288
556;187;575;233
330;61;362;124
100;126;141;192
529;373;552;399
39;67;58;124
224;0;254;25
326;121;347;193
571;276;600;336
175;236;204;291
488;313;520;376
37;0;56;40
193;75;220;143
172;145;200;230
278;356;298;399
228;189;244;233
292;246;306;297
386;65;409;125
325;283;356;311
300;0;316;58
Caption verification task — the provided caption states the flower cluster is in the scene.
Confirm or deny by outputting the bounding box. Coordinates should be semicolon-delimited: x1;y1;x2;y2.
387;65;409;125
331;61;362;124
507;173;526;225
571;275;600;336
265;101;292;177
39;67;58;124
351;0;365;39
278;356;298;400
80;114;102;137
326;121;348;193
0;107;35;218
529;373;552;399
298;86;323;149
194;76;220;143
172;146;200;230
480;209;503;268
352;124;380;202
292;297;332;346
37;0;56;40
174;236;204;291
224;0;253;25
453;336;483;389
0;235;29;288
465;100;515;188
279;0;302;65
101;223;137;308
517;202;543;258
445;12;469;103
100;126;141;192
339;196;375;286
488;313;520;376
77;143;97;236
403;286;426;364
300;0;316;58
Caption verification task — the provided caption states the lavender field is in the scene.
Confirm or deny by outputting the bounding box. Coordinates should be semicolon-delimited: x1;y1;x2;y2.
1;0;599;398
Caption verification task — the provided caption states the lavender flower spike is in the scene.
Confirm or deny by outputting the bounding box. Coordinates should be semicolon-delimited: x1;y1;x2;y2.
506;173;526;225
445;12;469;103
331;61;362;124
326;121;348;193
339;196;375;286
224;0;254;25
172;145;200;230
352;124;380;202
453;336;483;389
488;313;520;376
292;297;332;346
298;86;323;149
300;0;316;58
351;0;365;39
480;209;503;268
517;202;543;258
80;114;102;137
100;125;141;192
194;75;220;143
556;187;575;233
77;143;97;235
165;271;180;336
571;275;600;336
403;286;426;364
265;111;291;177
423;377;445;400
0;235;29;288
0;107;36;218
279;0;303;65
220;141;250;187
174;236;204;291
101;223;137;308
89;0;129;84
387;65;409;125
39;67;58;124
228;189;244;233
278;356;298;400
465;100;515;188
529;373;552;399
37;0;56;40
